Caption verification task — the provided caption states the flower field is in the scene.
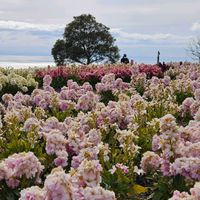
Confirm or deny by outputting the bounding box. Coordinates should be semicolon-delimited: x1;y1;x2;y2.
0;62;200;200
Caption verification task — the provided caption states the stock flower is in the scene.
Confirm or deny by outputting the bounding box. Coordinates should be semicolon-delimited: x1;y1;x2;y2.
43;74;52;87
170;157;200;180
75;159;102;187
152;134;162;151
1;152;44;188
160;114;177;132
87;129;101;146
19;186;45;200
190;182;200;198
109;163;129;174
76;91;99;111
194;107;200;121
181;97;194;114
169;182;200;200
23;117;40;132
98;143;110;162
45;129;67;155
54;150;68;167
6;178;20;188
140;151;161;172
83;186;116;200
2;94;13;104
44;167;73;200
71;147;98;169
169;190;192;200
194;89;200;101
58;99;69;111
1;62;200;198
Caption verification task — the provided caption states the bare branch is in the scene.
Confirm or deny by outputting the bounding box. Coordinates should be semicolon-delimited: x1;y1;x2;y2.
187;36;200;63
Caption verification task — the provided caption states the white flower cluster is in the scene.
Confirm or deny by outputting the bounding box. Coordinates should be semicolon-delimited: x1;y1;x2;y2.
0;71;38;92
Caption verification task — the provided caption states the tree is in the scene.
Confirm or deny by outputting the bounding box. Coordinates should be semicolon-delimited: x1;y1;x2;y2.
188;37;200;63
52;14;120;65
51;39;66;66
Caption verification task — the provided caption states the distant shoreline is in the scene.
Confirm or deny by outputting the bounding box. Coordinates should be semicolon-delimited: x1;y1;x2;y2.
0;62;56;69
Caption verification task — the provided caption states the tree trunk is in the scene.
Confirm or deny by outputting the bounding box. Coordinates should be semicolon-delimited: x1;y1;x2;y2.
87;57;91;65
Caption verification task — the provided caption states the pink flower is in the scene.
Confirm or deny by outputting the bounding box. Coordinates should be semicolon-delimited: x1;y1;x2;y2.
19;186;45;200
44;167;73;200
6;178;20;189
140;151;161;172
45;130;67;155
76;159;102;187
83;186;116;200
43;75;52;87
23;117;40;132
58;100;69;111
2;152;44;188
54;150;68;167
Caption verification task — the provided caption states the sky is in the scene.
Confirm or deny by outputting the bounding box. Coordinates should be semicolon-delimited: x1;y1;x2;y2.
0;0;200;66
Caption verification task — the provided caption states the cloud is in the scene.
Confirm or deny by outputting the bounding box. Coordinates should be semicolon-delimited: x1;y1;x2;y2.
0;20;64;31
0;0;199;31
110;28;192;44
0;55;53;63
191;22;200;31
0;29;59;57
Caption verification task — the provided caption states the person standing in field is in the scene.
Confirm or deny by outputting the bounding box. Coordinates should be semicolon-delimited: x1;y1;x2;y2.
121;54;129;64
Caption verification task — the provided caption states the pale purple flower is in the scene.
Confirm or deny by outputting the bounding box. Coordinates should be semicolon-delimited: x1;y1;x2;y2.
140;151;161;172
19;186;46;200
43;75;52;87
83;186;116;200
23;117;40;132
54;150;68;167
44;167;73;200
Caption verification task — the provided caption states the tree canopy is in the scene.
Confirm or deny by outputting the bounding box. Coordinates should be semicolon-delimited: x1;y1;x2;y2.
52;14;119;65
51;39;66;66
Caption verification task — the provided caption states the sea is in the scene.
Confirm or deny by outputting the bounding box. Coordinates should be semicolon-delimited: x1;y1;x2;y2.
0;55;55;69
0;55;194;69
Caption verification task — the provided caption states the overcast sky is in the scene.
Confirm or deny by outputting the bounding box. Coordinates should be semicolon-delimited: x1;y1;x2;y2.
0;0;200;64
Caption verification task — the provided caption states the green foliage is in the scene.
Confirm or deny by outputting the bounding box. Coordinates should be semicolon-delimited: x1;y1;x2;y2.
85;75;100;89
147;175;191;200
47;104;78;121
101;170;134;200
175;91;194;105
100;90;118;105
120;75;131;83
176;111;193;127
99;125;137;199
51;76;68;90
51;75;82;90
0;183;21;200
135;81;146;96
0;84;36;99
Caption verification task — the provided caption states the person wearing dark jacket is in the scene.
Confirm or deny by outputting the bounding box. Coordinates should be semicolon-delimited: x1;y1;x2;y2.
121;54;129;64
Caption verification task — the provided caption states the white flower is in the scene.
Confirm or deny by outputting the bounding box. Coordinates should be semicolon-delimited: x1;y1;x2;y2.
134;166;144;175
109;166;117;174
